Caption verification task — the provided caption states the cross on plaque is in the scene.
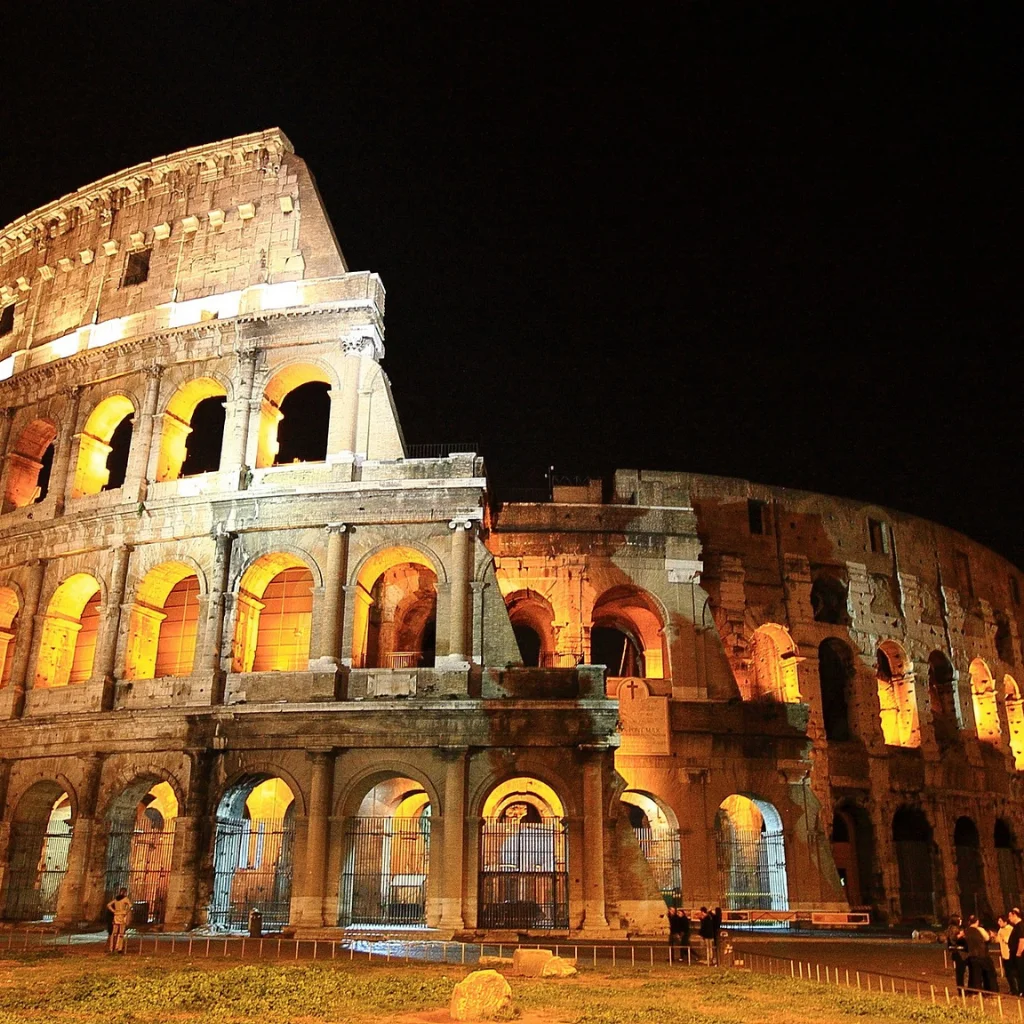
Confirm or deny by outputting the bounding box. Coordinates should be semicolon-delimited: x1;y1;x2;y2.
624;679;641;699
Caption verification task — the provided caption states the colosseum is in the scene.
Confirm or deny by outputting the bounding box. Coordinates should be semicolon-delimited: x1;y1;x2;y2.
0;128;1020;938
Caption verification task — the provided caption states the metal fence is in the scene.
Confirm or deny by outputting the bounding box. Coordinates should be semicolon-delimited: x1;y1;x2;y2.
4;821;72;922
716;829;788;910
104;819;176;925
633;825;681;904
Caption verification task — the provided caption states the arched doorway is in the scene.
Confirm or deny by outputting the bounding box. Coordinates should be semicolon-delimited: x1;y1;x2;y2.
123;563;201;680
876;641;920;747
4;783;73;922
4;418;57;509
71;395;135;496
339;777;431;927
830;803;875;908
156;378;228;480
969;660;1001;745
33;574;101;689
714;795;789;910
746;625;801;703
0;586;20;688
504;590;556;667
819;638;855;740
590;586;665;679
927;651;960;746
479;777;568;929
256;364;331;469
621;791;681;905
995;819;1023;911
104;781;177;926
209;776;295;932
954;816;990;921
892;806;935;921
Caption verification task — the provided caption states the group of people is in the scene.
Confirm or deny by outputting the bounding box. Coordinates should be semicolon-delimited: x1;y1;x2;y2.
668;906;722;965
946;908;1024;994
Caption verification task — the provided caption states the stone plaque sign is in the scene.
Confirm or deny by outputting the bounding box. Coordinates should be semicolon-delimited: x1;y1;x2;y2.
617;678;670;755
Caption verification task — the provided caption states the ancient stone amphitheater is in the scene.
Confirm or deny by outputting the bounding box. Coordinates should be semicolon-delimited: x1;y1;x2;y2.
0;129;1020;937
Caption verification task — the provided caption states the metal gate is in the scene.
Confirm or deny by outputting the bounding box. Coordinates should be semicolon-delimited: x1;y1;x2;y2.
479;817;568;929
340;816;431;926
4;821;72;922
716;829;788;910
633;824;682;903
998;846;1023;910
209;816;294;932
104;818;176;925
894;839;935;920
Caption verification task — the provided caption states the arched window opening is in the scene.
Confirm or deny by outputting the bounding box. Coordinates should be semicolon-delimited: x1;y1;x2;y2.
715;795;788;910
4;419;57;509
480;777;568;929
256;365;331;469
4;785;72;922
124;564;200;680
622;791;681;905
72;396;135;497
590;586;665;679
210;776;295;932
819;638;855;740
104;781;178;926
746;624;801;703
156;379;228;481
829;803;877;909
995;613;1014;665
969;658;1001;745
505;590;557;666
954;816;990;921
811;574;850;625
339;777;431;927
928;651;961;746
34;574;102;688
232;555;314;673
0;586;20;688
892;807;935;921
352;548;438;669
876;641;920;747
996;820;1024;911
1004;676;1024;769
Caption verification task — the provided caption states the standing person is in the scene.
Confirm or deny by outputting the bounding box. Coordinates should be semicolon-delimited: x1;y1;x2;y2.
1007;908;1024;995
679;908;691;963
997;915;1013;991
106;889;133;954
946;914;968;994
965;914;997;992
699;906;716;965
668;908;683;962
712;907;723;966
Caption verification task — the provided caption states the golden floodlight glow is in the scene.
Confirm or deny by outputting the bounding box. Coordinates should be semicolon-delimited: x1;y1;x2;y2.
34;574;101;688
71;395;135;497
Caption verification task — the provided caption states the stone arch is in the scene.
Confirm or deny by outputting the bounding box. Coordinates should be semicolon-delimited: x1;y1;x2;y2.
590;585;667;679
72;393;137;496
155;376;229;481
969;658;1001;745
995;818;1024;911
470;762;579;820
4;417;57;509
953;815;990;921
810;573;850;625
745;623;801;702
892;805;936;921
1004;676;1024;769
876;640;920;747
504;589;557;667
347;541;448;587
0;584;20;688
621;790;682;904
97;764;187;823
218;763;307;819
830;800;876;908
123;561;204;680
334;762;441;820
927;650;961;745
714;794;789;910
818;638;855;740
255;361;338;469
231;552;316;673
33;573;103;688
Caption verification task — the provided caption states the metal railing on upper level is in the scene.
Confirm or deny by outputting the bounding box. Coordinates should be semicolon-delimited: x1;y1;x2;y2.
404;443;478;459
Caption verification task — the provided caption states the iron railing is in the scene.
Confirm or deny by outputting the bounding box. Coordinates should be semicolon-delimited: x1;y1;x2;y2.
716;829;788;911
633;825;682;904
104;818;176;925
4;821;72;922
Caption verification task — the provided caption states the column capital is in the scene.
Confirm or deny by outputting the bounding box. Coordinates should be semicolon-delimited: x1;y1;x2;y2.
306;746;338;763
448;517;476;531
143;362;165;381
325;522;349;535
60;384;83;401
438;745;469;763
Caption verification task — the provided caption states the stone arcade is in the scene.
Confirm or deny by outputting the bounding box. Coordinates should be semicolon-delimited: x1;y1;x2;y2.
0;130;1021;936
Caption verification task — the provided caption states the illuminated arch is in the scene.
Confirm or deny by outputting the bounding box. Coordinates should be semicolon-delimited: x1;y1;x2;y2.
4;418;57;509
622;791;681;903
715;795;789;910
746;623;801;702
123;562;202;680
231;553;314;672
34;573;102;688
155;377;228;481
876;640;920;747
4;782;73;922
255;363;333;469
504;589;556;667
1005;676;1024;769
969;658;1001;745
71;394;135;496
0;585;20;687
590;585;666;679
351;546;439;669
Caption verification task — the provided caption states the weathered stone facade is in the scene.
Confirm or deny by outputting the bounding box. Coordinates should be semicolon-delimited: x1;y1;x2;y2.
0;131;1020;936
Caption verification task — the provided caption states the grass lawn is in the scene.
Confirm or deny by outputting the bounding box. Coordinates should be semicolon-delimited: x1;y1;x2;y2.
0;949;985;1024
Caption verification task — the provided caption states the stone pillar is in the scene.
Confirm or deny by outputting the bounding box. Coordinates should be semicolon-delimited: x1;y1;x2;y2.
55;752;104;927
0;759;13;912
0;409;14;503
8;559;45;719
439;748;467;930
205;530;235;704
313;525;348;665
341;584;363;668
222;348;258;480
124;364;162;503
296;748;335;926
164;748;217;929
50;386;81;515
338;356;361;458
92;545;132;711
581;753;610;931
444;519;473;667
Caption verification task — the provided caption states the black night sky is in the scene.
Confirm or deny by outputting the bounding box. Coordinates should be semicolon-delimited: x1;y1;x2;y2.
3;6;1020;565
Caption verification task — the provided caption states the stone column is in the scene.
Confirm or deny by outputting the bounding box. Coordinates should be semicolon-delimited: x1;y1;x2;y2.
55;752;104;927
125;364;163;503
164;748;217;929
92;544;132;711
314;525;348;665
0;408;14;503
297;748;335;926
205;529;235;704
341;583;364;668
50;386;81;515
8;559;45;720
445;519;473;667
581;753;610;931
222;348;258;481
439;748;468;930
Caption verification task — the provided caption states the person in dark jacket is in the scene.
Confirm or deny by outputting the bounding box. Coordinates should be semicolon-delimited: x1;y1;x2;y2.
699;906;716;965
965;914;997;992
946;914;968;994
